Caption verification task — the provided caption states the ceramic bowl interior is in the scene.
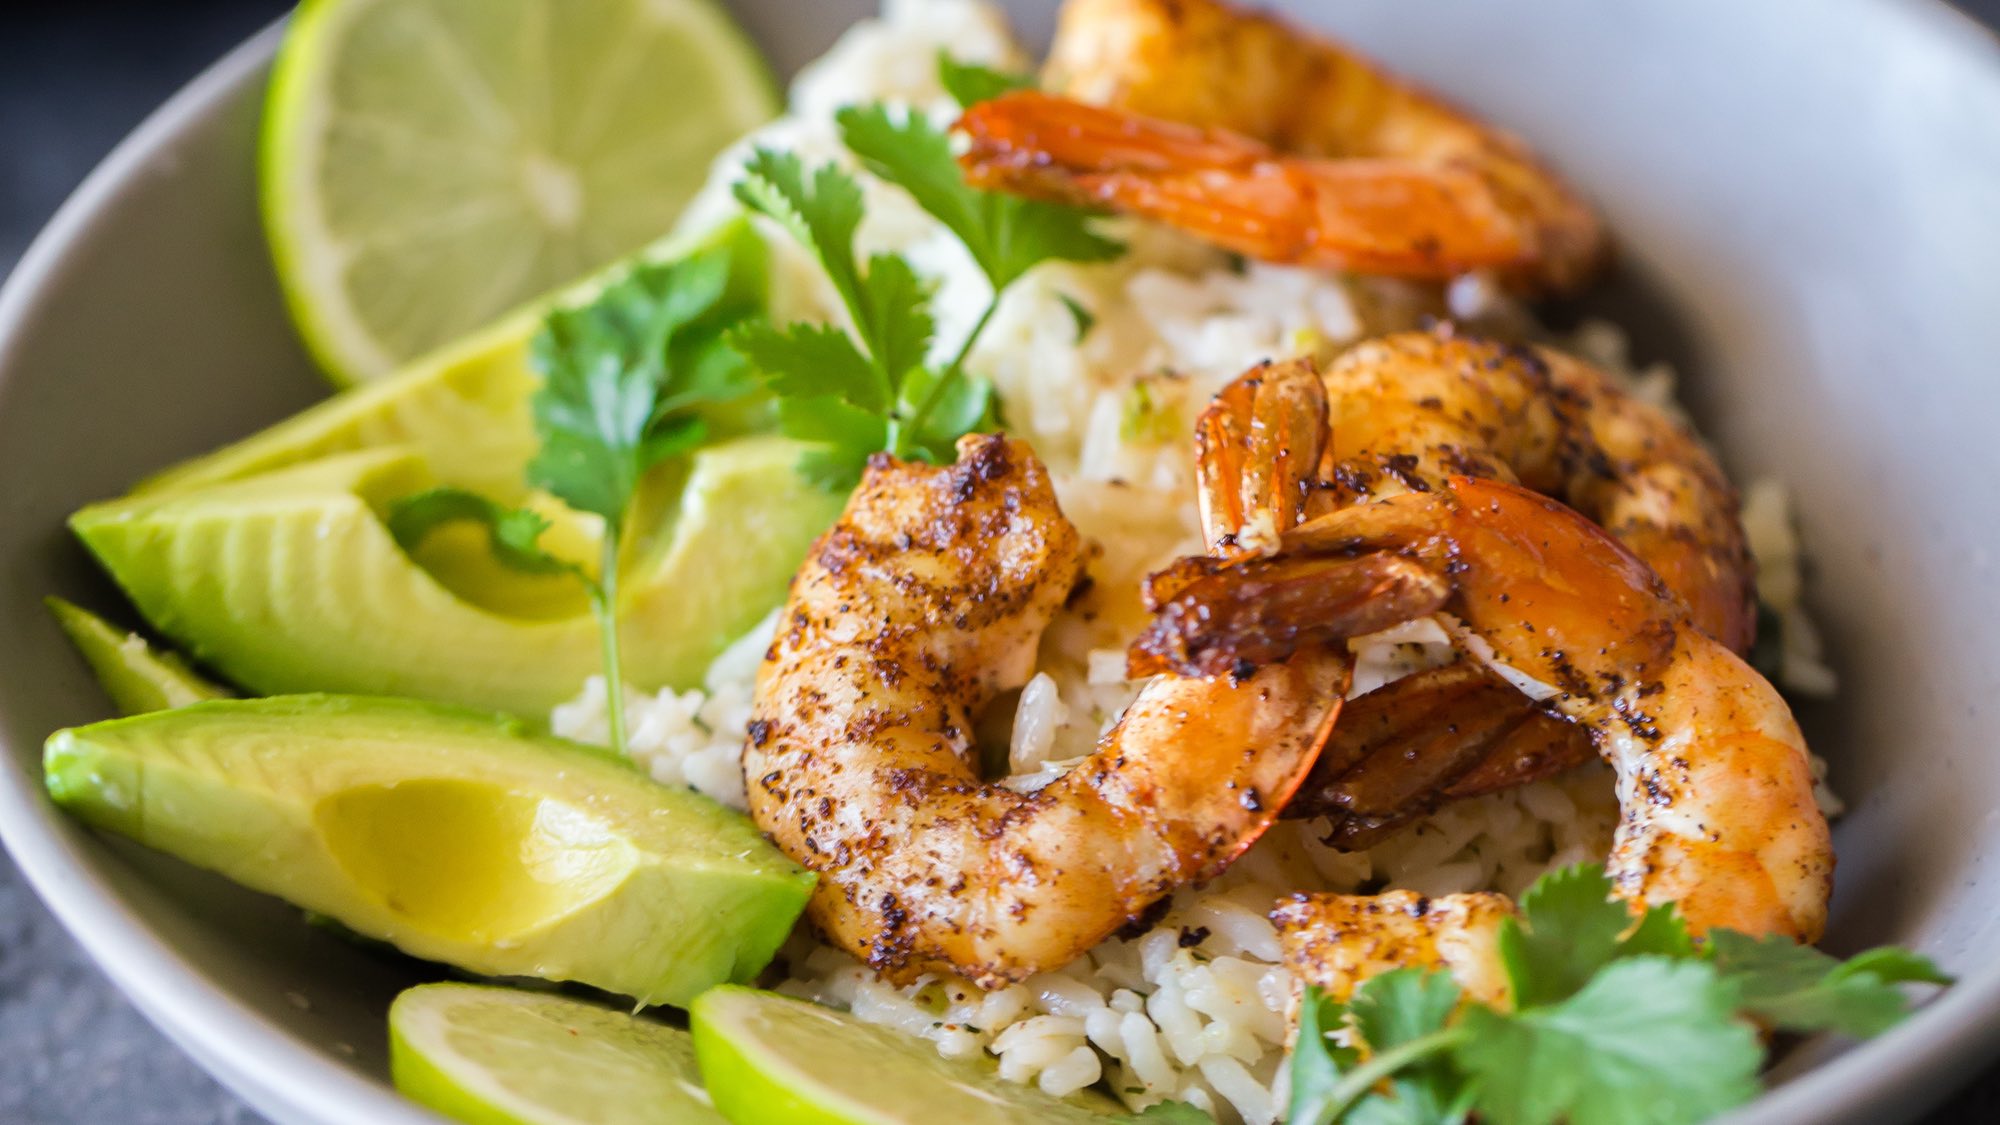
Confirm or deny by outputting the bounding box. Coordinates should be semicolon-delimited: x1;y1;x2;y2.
4;1;2000;1122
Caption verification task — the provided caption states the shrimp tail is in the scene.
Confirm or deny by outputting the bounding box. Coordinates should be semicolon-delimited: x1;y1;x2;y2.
967;0;1608;292
959;92;1536;280
1195;358;1329;558
1127;552;1449;679
1287;663;1592;849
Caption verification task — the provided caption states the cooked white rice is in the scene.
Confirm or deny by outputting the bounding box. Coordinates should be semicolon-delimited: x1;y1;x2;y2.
552;3;1840;1120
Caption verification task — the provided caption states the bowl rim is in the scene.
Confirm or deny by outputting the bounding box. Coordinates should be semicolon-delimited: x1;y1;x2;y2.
1;3;1997;1123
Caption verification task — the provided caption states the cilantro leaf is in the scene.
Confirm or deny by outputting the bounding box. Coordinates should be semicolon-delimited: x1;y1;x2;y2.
385;488;580;579
397;224;769;761
1497;864;1700;1009
1346;1089;1473;1125
1127;1101;1216;1124
1497;864;1636;1009
938;52;1035;106
1352;969;1461;1054
729;320;886;411
1343;1083;1476;1125
658;327;757;416
1288;986;1361;1125
528;242;749;524
732;151;950;481
1709;930;1952;1037
1288;979;1469;1125
985;193;1128;288
730;92;1121;488
1458;957;1761;1125
1618;901;1697;960
1349;970;1471;1125
511;233;763;756
1838;946;1955;986
776;397;887;490
836;103;1121;293
836;105;992;270
854;251;938;389
733;149;867;323
732;152;934;394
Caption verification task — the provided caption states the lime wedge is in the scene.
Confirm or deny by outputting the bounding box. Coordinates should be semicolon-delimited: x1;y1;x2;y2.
263;0;777;385
389;983;726;1125
689;986;1126;1125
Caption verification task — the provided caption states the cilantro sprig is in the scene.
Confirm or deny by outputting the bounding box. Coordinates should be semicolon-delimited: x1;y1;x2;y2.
936;52;1035;106
1289;864;1950;1125
379;55;1114;739
728;54;1121;487
388;237;762;754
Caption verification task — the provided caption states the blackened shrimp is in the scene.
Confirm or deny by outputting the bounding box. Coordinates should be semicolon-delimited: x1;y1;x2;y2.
1307;329;1756;653
1136;340;1760;843
1150;477;1833;996
743;436;1441;987
956;0;1606;293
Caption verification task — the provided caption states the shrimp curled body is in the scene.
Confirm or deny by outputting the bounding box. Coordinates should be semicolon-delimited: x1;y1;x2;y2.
1157;476;1833;997
957;0;1606;293
1144;338;1760;843
745;436;1439;987
1311;330;1756;653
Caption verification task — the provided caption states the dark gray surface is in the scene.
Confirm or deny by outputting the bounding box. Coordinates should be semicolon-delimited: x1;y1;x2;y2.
3;2;1999;1122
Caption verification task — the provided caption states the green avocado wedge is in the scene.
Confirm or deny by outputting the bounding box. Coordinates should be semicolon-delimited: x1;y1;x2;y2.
133;217;771;500
44;696;813;1007
70;436;842;715
46;597;234;715
690;986;1129;1125
390;983;725;1125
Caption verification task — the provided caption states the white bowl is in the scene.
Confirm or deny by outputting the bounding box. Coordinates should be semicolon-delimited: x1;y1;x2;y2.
5;2;2000;1122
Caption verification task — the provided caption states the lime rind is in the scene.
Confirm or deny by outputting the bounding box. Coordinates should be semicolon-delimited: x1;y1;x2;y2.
261;0;779;386
690;986;1123;1125
262;0;368;380
390;982;725;1125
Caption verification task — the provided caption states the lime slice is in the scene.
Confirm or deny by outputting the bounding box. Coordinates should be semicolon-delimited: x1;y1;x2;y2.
263;0;777;385
389;983;726;1125
689;985;1127;1125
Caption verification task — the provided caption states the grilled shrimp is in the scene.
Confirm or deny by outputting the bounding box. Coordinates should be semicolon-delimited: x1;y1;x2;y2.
1274;890;1514;1007
1308;329;1756;653
1149;476;1834;997
956;0;1606;293
743;436;1443;987
1137;337;1760;843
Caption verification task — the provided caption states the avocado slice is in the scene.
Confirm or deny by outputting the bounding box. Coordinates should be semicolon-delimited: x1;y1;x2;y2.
71;437;841;715
44;695;813;1007
46;597;235;715
134;216;772;499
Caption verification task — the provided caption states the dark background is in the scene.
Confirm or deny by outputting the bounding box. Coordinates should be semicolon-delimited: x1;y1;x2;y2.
2;1;1999;1122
